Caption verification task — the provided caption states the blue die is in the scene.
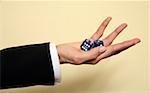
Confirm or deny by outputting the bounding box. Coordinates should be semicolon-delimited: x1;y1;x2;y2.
92;40;104;48
80;39;93;51
80;39;104;51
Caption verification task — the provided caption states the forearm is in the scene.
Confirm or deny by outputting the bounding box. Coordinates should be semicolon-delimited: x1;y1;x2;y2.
0;43;55;89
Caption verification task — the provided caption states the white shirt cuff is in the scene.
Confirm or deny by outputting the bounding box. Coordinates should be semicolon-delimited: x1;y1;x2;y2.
49;43;61;85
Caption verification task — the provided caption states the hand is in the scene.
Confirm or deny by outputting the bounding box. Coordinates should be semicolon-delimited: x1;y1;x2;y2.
56;17;141;65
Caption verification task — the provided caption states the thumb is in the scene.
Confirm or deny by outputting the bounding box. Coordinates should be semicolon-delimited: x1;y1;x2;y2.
83;46;107;61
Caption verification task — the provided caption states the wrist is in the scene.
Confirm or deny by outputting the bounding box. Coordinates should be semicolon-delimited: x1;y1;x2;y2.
56;45;66;64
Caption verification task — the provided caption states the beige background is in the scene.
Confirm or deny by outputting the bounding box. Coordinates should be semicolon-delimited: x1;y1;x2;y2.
0;0;149;93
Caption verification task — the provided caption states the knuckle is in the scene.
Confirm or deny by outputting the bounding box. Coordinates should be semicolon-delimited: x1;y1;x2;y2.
91;62;97;65
91;60;99;65
114;30;119;35
106;41;112;46
102;21;107;27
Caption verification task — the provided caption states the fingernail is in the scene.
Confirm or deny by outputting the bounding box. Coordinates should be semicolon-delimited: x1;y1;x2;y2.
134;38;141;44
107;17;112;21
107;16;112;19
122;23;128;27
99;46;107;53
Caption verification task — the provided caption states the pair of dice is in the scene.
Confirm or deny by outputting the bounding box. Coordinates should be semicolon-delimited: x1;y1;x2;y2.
80;39;104;51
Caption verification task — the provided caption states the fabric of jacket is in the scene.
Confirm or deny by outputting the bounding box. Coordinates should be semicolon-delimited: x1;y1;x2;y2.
0;43;55;89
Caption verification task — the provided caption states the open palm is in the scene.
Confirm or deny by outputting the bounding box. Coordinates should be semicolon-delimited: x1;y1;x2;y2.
57;17;140;65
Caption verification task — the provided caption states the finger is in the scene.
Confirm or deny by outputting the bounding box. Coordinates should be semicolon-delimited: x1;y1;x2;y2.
103;23;127;46
90;17;112;41
80;46;107;62
92;38;141;64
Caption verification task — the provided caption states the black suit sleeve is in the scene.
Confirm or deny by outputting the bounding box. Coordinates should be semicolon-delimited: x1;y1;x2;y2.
0;43;55;89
